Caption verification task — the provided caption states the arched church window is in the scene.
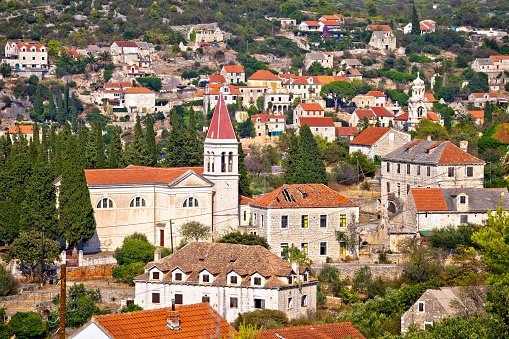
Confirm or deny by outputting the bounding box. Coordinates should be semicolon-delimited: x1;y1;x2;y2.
211;152;215;172
418;107;424;118
97;197;114;209
130;196;147;207
206;152;210;172
183;197;200;208
228;152;233;172
221;152;226;173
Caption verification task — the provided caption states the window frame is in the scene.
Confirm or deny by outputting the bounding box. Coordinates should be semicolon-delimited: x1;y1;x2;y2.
202;295;210;303
174;272;183;281
418;301;425;313
319;242;327;256
339;214;347;228
448;167;455;177
96;197;114;209
130;196;147;208
407;164;410;175
230;297;238;308
183;196;200;208
152;271;160;280
230;275;238;284
466;166;473;177
427;166;431;176
254;298;265;309
459;195;466;204
320;215;327;228
397;163;400;174
301;215;309;228
301;295;307;307
175;293;183;305
417;165;421;175
253;277;262;286
152;293;160;304
281;215;288;228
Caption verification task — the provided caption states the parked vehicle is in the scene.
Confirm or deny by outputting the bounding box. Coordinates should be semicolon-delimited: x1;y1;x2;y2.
200;44;210;47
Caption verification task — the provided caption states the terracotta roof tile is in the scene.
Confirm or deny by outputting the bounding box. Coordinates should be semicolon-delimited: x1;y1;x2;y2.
248;70;281;81
84;166;204;185
426;113;440;121
368;24;392;31
394;112;409;121
258;322;366;339
114;41;139;48
223;65;244;73
123;87;154;94
299;103;324;111
468;111;484;119
208;75;226;83
371;106;394;117
206;94;237;140
366;91;386;97
438;142;484;164
250;184;358;209
320;15;338;20
336;126;358;136
424;93;436;102
8;41;45;52
299;117;335;127
321;20;341;26
252;114;286;123
8;125;35;134
492;123;509;143
410;188;448;211
303;21;320;26
349;127;390;146
355;109;376;119
91;303;236;339
240;195;255;204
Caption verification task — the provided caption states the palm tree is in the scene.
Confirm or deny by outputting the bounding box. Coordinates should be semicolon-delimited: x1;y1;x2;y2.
98;51;112;67
85;54;98;72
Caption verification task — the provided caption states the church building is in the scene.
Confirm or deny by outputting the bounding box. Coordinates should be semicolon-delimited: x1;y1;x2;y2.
55;94;239;253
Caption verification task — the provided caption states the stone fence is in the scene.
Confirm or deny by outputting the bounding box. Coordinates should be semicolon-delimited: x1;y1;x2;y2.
312;263;405;280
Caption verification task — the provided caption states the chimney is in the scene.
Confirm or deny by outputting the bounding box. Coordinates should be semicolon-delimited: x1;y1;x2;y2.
167;299;180;330
427;135;432;141
460;140;468;152
291;262;300;283
154;248;161;262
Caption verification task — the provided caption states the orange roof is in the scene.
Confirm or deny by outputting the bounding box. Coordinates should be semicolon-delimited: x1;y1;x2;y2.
349;127;391;146
334;14;345;19
208;74;226;83
321;20;341;26
114;41;138;47
240;195;255;204
410;188;448;211
250;184;358;208
438;142;484;164
206;94;236;140
60;50;78;58
336;126;358;136
468;110;484;119
424;93;436;102
303;21;320;27
8;41;45;52
420;22;434;30
206;86;242;95
223;65;244;73
84;166;204;185
252;114;286;123
91;303;236;339
299;117;335;127
258;322;365;339
491;55;509;62
299;103;324;111
355;109;376;119
248;70;281;81
426;113;440;121
8;125;35;134
366;91;386;97
492;123;509;143
123;87;154;94
394;112;409;121
320;15;338;20
371;106;394;117
368;24;392;31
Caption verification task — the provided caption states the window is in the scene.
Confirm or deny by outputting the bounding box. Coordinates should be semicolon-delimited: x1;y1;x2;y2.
96;197;114;209
460;215;468;224
202;295;210;303
387;182;390;193
460;196;466;204
301;215;308;228
281;215;288;228
152;272;159;280
320;242;327;256
175;293;183;304
130;196;146;207
230;275;238;284
202;274;210;283
467;167;473;177
407;164;410;174
424;322;433;330
339;214;347;228
183;197;199;208
288;275;293;284
397;184;401;198
303;273;308;282
417;165;421;175
244;211;247;221
254;277;262;286
397;163;400;174
301;243;308;255
320;215;327;228
407;184;410;194
230;297;238;308
448;167;455;177
174;272;182;281
301;295;307;307
261;215;264;228
427;166;431;176
340;242;346;255
254;299;265;309
152;293;160;304
418;301;424;312
387;162;390;172
288;297;293;309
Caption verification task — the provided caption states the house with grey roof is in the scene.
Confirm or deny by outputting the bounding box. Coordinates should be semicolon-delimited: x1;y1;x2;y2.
369;31;396;51
403;187;509;232
381;139;485;215
340;58;362;69
304;52;334;69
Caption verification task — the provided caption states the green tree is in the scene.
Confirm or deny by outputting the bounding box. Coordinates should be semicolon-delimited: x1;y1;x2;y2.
58;131;96;246
108;128;125;169
412;118;449;140
33;84;44;119
282;130;299;184
295;125;327;185
128;115;149;166
238;143;252;197
165;109;185;167
365;0;377;16
234;309;289;331
7;312;46;339
47;90;56;121
121;304;143;313
0;265;16;296
0;63;11;78
180;221;210;242
430;225;476;250
281;244;311;268
186;107;203;167
320;81;356;112
145;114;157;166
114;232;156;266
238;118;255;138
217;231;270;249
484;101;493;124
112;261;145;285
402;241;444;283
411;5;420;36
56;88;65;124
93;121;106;169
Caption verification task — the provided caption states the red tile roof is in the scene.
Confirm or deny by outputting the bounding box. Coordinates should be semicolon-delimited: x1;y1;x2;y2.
336;126;358;136
321;20;341;26
248;70;281;81
420;22;434;30
438;142;484;164
355;109;376;119
299;103;324;111
299;117;335;127
394;112;409;121
371;106;394;117
320;15;338;21
123;87;154;94
258;322;366;339
84;166;204;185
114;41;139;47
349;127;391;146
424;93;436;102
492;123;509;143
366;91;386;97
206;94;237;140
250;184;358;208
303;21;320;27
223;65;244;73
491;55;509;62
206;85;242;95
240;195;255;204
8;41;45;52
252;114;286;123
368;24;392;31
410;188;448;211
468;110;484;119
91;303;236;339
60;50;78;58
334;14;345;19
208;74;226;83
426;113;440;121
8;125;35;134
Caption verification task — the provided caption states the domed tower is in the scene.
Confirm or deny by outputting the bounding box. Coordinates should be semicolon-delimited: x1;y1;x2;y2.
203;94;239;237
408;73;427;128
411;73;425;100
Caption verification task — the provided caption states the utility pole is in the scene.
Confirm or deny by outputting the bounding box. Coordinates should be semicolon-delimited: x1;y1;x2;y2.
40;226;45;288
169;220;174;254
59;264;66;339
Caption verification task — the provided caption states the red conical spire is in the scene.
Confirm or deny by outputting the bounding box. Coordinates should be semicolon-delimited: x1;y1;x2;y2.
206;94;236;140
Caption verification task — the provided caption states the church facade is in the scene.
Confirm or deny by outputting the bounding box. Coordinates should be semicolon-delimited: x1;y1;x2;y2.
55;94;239;253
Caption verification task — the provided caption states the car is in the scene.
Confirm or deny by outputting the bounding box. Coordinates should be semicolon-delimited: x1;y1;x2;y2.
200;44;210;47
211;43;218;47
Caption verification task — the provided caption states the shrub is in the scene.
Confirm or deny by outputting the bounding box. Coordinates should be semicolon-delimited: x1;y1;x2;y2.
234;309;289;330
7;312;46;338
112;262;145;285
136;77;162;91
114;232;156;266
216;232;270;249
120;304;143;313
430;224;477;250
0;264;17;296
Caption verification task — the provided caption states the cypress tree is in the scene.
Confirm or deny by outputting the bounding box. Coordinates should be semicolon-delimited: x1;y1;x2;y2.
0;168;18;243
77;125;89;169
56;89;65;125
128;114;149;166
33;84;44;119
93;121;106;169
238;142;252;198
109;128;125;169
411;5;420;36
282;130;299;184
484;101;493;124
48;90;56;121
64;83;70;115
27;139;39;168
40;125;48;164
295;124;327;185
32;123;40;148
145;114;158;166
58;131;96;247
166;108;185;167
188;107;203;166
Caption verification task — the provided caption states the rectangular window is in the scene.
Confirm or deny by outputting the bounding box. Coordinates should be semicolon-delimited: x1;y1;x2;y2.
320;215;327;228
254;277;262;286
175;294;183;305
387;162;390;172
230;297;238;308
448;167;455;177
397;163;400;174
339;214;347;228
288;297;293;309
254;299;265;309
261;215;264;228
407;184;410;194
152;272;159;280
418;301;424;312
230;276;238;284
460;196;466;204
174;273;182;281
301;243;308;255
303;273;308;282
281;215;288;228
460;215;468;224
427;166;431;176
424;322;433;330
320;242;327;256
387;182;390;193
407;164;410;174
340;242;346;255
467;167;473;177
152;293;160;304
301;295;307;307
301;215;308;228
202;274;209;283
202;296;210;303
417;165;421;175
397;184;401;198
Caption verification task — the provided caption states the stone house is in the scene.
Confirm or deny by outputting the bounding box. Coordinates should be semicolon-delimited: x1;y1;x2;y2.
293;103;324;126
336;126;358;142
249;184;360;263
305;52;334;69
297;117;336;141
369;31;396;51
349;107;394;128
403;20;436;34
200;84;242;116
467;110;484;125
220;65;245;84
3;125;42;142
69;303;236;338
471;55;509;77
264;93;293;114
236;85;268;107
252;114;286;137
340;59;362;69
319;14;345;24
349;127;411;159
298;21;321;31
381;139;485;214
367;24;392;31
133;242;318;323
403;187;509;231
281;74;348;100
319;20;342;32
468;92;497;108
123;87;156;114
3;40;48;70
247;70;284;93
188;26;224;44
343;68;363;81
352;91;387;108
110;41;140;64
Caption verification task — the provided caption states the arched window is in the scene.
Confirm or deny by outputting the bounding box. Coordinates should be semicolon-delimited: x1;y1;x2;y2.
211;152;215;172
228;152;233;172
130;196;147;207
183;197;200;208
221;152;226;173
96;197;114;209
206;152;210;172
